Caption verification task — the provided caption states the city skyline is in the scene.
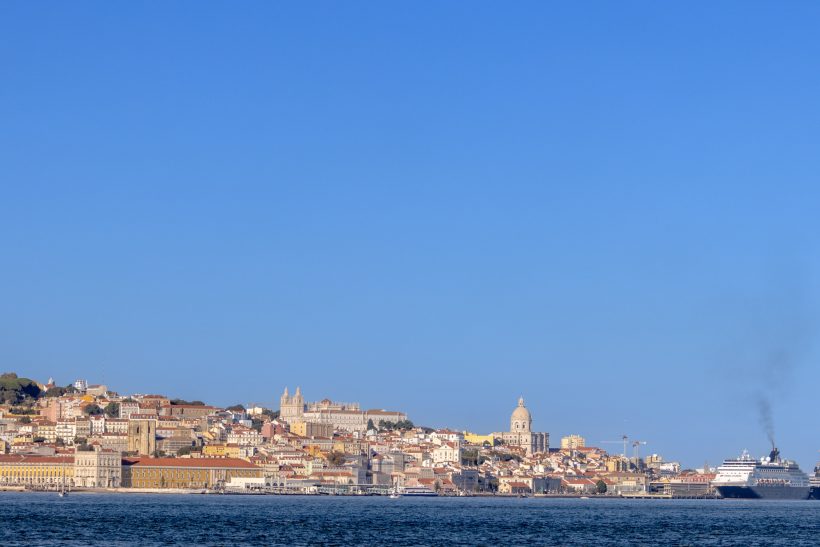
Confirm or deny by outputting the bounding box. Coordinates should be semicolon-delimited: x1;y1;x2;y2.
3;3;820;473
13;373;817;472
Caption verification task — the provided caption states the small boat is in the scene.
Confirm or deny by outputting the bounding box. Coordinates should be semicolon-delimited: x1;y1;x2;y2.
580;496;590;499
58;466;68;497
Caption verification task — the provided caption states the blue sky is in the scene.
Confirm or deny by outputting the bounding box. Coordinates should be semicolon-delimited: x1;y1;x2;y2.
2;2;819;469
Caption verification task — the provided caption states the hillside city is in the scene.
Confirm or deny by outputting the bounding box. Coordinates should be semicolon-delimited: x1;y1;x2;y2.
0;373;717;497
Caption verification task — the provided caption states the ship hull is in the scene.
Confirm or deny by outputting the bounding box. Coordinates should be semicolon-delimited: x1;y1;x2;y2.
716;485;810;500
810;487;820;500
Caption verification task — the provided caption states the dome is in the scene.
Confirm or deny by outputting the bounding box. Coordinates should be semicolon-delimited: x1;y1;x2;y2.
511;397;531;421
510;397;532;432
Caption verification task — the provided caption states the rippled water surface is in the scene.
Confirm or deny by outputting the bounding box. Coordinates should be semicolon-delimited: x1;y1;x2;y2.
1;493;818;546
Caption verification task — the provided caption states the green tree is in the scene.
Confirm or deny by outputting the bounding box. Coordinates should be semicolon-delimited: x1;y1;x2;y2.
45;386;67;397
177;445;193;456
170;399;205;406
18;416;31;424
367;419;375;431
327;451;346;466
261;408;280;419
226;404;245;412
83;403;104;416
104;402;120;418
596;480;608;494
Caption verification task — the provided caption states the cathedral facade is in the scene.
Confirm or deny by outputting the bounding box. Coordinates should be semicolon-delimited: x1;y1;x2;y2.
279;386;305;422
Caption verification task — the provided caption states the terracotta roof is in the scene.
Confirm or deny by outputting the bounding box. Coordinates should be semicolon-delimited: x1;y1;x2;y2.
0;454;74;464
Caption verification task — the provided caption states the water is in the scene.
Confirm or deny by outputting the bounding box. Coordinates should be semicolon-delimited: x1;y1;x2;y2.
1;493;818;546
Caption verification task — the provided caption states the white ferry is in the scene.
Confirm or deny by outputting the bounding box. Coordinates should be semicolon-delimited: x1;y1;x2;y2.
810;460;820;500
712;447;810;500
399;486;438;497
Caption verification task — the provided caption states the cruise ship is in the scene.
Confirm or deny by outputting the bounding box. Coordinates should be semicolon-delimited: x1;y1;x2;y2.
810;460;820;500
712;447;811;500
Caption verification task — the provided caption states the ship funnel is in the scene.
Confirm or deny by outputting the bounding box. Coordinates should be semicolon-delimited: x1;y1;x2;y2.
768;446;780;463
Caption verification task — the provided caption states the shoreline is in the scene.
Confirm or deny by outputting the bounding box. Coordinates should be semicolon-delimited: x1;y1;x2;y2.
0;487;722;499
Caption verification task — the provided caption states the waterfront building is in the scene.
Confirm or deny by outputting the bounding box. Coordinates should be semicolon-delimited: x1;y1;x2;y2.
73;446;121;488
0;454;74;487
494;397;549;456
121;457;262;489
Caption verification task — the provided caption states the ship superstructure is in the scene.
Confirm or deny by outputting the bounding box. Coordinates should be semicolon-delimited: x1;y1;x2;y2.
712;447;810;500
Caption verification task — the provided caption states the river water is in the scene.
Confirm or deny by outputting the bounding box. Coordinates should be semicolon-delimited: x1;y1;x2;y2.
1;492;818;546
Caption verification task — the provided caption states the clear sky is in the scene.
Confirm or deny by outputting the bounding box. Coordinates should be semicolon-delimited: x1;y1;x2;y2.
2;2;819;470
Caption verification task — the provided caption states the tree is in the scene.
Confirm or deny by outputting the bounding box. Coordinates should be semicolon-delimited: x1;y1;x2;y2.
18;416;31;424
596;480;608;495
45;386;67;398
83;403;104;416
367;419;375;431
226;404;245;412
327;451;346;466
170;399;205;406
104;402;120;418
177;446;193;456
261;408;280;419
33;436;46;443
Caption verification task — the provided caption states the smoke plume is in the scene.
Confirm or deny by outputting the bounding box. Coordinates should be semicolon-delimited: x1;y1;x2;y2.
756;395;775;448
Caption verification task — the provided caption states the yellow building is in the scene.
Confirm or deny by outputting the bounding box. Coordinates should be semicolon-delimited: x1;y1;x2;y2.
202;444;241;458
290;421;333;438
122;457;261;489
561;434;586;450
0;454;74;487
606;456;630;472
463;432;495;446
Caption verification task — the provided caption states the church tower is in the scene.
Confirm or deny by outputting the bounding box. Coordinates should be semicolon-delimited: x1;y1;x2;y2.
279;386;305;423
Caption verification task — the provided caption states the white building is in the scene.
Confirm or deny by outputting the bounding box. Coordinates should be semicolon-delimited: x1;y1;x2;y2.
73;446;121;488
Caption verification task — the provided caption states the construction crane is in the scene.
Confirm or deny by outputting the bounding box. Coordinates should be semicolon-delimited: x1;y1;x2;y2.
600;435;629;458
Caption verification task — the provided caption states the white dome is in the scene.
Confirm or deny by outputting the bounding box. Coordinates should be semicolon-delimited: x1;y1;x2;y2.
510;397;532;432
